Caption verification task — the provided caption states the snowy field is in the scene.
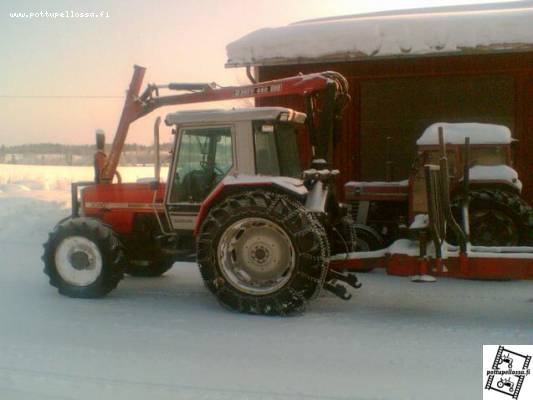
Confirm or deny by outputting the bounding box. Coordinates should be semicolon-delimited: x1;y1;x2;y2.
0;163;168;191
0;164;532;400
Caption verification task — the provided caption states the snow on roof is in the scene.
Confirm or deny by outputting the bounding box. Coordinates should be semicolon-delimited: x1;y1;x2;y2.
165;107;305;125
416;123;512;145
226;1;533;67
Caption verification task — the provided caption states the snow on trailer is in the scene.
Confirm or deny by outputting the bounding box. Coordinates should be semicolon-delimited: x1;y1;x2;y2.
226;2;533;66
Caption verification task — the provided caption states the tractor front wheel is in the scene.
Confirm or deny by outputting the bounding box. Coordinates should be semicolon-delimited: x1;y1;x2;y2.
42;218;124;297
197;190;329;316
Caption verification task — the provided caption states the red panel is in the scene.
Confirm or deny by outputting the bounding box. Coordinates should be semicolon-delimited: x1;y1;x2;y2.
334;252;533;280
81;182;166;234
82;182;166;206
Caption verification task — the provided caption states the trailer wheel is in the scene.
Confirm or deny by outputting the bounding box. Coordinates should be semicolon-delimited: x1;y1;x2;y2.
197;190;329;316
125;258;175;277
452;189;533;246
330;216;358;255
42;218;124;297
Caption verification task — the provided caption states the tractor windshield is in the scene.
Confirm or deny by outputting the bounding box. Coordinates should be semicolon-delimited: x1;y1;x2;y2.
254;122;301;178
170;126;233;203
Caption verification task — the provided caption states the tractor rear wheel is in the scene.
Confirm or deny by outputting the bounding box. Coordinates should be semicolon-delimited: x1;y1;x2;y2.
452;189;533;246
42;218;124;297
197;190;329;316
125;257;175;277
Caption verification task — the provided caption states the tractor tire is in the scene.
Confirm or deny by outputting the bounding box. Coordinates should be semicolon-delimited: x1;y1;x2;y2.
42;218;124;298
330;216;358;255
125;258;175;277
197;190;329;316
347;224;384;273
452;189;533;247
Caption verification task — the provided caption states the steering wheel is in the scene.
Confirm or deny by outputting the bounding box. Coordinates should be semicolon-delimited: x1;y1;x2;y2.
200;161;224;176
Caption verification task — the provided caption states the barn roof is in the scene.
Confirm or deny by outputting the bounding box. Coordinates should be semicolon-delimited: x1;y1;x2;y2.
226;1;533;67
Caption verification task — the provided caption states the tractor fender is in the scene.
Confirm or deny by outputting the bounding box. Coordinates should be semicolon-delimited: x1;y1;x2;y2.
467;181;522;195
193;174;308;235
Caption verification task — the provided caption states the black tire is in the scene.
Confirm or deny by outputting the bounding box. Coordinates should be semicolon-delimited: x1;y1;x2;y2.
125;258;175;277
330;216;358;255
197;190;329;316
452;189;533;246
42;218;124;298
352;226;384;252
347;225;384;272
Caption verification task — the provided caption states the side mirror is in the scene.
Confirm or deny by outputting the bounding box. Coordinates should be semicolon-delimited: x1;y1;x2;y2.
153;117;161;183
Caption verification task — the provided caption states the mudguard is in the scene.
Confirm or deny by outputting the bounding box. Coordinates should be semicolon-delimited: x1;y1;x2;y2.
193;174;308;235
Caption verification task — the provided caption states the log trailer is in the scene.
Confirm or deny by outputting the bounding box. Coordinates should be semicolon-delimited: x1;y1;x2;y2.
42;66;533;315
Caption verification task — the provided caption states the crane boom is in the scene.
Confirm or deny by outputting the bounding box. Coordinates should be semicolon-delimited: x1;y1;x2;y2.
100;65;349;183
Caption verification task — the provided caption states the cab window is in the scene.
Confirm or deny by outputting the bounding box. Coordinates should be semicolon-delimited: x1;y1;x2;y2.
254;122;301;178
470;147;507;166
170;126;233;203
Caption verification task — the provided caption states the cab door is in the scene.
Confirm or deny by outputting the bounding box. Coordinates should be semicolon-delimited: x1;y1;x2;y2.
165;125;235;231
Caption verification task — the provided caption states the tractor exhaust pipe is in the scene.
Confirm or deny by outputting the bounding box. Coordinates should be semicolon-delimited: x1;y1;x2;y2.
94;129;106;183
153;116;161;183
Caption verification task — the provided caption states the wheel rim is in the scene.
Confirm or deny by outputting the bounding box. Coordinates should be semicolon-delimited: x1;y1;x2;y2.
217;217;295;295
470;209;519;246
55;236;103;286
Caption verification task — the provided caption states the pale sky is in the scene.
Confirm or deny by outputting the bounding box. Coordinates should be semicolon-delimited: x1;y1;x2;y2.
0;0;512;146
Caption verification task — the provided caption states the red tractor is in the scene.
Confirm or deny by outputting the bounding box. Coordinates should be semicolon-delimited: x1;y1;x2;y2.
345;123;533;250
43;66;358;315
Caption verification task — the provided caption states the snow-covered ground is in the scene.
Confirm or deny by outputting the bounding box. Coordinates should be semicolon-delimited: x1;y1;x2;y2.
0;165;531;400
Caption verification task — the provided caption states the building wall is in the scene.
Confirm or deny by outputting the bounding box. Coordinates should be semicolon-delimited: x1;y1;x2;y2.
256;52;533;203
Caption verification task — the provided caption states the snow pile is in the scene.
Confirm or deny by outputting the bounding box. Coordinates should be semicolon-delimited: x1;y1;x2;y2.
409;213;429;229
468;164;522;191
226;2;533;66
0;195;69;244
416;122;512;145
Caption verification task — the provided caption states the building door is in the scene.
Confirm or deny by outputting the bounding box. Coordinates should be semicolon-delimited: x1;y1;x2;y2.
359;74;515;181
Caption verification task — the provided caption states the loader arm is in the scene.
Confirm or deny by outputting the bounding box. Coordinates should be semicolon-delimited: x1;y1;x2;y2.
100;65;349;183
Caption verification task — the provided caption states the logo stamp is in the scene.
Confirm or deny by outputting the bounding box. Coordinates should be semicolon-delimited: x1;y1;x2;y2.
484;346;532;399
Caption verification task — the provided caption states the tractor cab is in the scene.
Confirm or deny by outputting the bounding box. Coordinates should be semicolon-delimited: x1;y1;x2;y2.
410;123;520;219
162;107;307;231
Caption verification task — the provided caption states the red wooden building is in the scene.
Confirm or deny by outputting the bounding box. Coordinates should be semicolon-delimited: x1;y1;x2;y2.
226;2;533;202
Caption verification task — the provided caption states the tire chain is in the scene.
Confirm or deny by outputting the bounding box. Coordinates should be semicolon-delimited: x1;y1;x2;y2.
197;190;330;314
